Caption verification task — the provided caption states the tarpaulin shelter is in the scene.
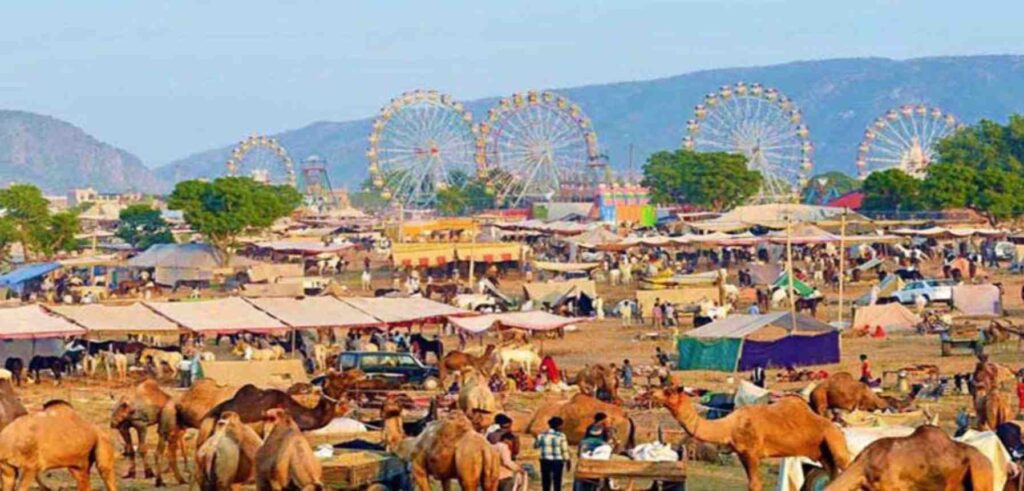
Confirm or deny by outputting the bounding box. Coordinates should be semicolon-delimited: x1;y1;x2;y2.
127;243;258;286
952;284;1002;316
677;312;840;372
563;227;622;248
851;303;921;332
522;279;597;301
338;297;471;326
691;204;870;232
47;303;181;335
244;296;381;329
766;223;839;244
0;262;60;295
855;274;904;306
447;311;583;334
144;297;289;334
772;272;816;297
0;305;86;340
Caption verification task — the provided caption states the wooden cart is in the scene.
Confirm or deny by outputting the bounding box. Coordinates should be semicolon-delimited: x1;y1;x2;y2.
321;449;410;490
573;459;687;491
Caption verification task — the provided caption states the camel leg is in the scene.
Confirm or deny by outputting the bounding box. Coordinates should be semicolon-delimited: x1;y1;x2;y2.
69;466;92;491
136;424;157;481
15;467;38;491
0;463;15;491
411;458;431;491
121;427;138;479
737;452;763;491
161;429;187;485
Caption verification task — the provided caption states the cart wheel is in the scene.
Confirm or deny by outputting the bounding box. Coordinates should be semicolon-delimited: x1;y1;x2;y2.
801;467;831;491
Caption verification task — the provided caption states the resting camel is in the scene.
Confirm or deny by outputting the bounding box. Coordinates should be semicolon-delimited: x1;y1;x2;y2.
110;379;187;486
0;400;117;491
196;411;262;491
825;425;993;490
526;394;635;453
458;368;502;430
976;389;1013;431
198;384;344;447
400;410;500;491
439;345;496;384
568;364;621;403
0;379;26;434
654;388;851;491
255;408;323;491
809;372;892;417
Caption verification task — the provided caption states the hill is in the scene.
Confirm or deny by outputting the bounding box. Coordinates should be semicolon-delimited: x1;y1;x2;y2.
0;110;163;194
159;55;1024;190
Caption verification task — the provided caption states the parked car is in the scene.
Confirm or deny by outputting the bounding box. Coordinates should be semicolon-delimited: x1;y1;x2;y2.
335;351;440;390
888;279;956;305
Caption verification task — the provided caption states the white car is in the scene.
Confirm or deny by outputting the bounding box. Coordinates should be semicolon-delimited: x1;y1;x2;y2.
889;279;955;305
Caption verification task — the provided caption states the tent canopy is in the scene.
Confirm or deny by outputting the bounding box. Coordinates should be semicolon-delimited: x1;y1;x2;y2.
685;312;835;342
339;297;471;326
244;296;381;329
0;305;86;340
128;243;257;269
447;311;582;334
144;297;289;334
952;284;1002;317
47;303;181;334
522;280;597;301
691;204;871;232
0;262;60;287
852;303;921;331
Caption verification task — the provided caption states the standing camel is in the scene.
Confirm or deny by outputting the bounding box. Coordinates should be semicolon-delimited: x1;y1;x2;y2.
0;400;117;491
0;379;26;435
654;388;851;491
110;379;187;486
196;411;262;491
402;410;500;491
438;345;496;384
255;409;323;491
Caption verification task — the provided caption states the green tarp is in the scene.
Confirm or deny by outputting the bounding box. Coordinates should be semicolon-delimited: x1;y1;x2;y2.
773;272;815;298
640;205;657;227
677;337;742;371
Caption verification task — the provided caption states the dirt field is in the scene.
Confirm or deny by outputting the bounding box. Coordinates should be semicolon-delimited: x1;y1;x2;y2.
6;253;1024;490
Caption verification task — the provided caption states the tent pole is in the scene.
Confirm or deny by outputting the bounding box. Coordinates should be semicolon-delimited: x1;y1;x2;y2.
838;209;847;326
786;218;797;331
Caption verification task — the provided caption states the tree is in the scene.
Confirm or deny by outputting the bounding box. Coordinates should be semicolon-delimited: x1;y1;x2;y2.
641;149;762;210
167;177;302;261
860;169;922;213
116;204;175;250
801;171;860;204
0;184;50;258
436;187;470;216
33;210;81;256
919;162;977;210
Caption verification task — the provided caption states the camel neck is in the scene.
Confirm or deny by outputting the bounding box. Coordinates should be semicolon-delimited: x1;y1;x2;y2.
667;399;730;445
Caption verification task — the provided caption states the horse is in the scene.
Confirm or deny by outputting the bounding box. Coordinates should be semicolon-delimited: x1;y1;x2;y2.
138;348;183;379
374;287;400;297
28;356;67;383
496;346;541;377
425;283;460;304
409;334;444;363
3;358;23;386
794;296;824;317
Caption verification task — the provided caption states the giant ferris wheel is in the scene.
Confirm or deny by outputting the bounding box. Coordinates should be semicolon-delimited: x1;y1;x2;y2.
856;105;960;178
684;82;813;203
479;91;600;207
366;90;478;209
226;135;296;187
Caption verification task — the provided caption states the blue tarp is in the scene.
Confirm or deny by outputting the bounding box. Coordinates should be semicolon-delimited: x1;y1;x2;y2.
0;262;60;287
737;331;841;371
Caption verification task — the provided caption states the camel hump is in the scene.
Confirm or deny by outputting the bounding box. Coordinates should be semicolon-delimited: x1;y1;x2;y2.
42;399;72;409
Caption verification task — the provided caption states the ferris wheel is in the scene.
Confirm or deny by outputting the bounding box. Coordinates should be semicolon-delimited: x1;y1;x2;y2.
366;90;478;209
856;105;960;178
683;82;813;203
479;90;600;207
226;135;296;187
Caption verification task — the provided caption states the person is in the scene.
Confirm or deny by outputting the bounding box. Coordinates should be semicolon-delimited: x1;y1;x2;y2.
494;431;523;491
751;364;766;388
859;354;873;385
652;300;663;327
1017;375;1024;419
655;347;670;367
486;413;519;456
747;303;760;315
534;417;570;491
663;302;676;327
621;359;633;389
580;413;612;454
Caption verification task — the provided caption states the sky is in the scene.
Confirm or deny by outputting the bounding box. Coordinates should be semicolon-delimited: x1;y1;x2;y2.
2;0;1023;166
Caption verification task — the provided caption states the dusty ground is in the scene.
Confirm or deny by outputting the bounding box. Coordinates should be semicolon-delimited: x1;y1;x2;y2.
8;252;1024;490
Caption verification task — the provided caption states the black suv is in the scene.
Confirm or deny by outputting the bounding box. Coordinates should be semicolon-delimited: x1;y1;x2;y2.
336;351;440;390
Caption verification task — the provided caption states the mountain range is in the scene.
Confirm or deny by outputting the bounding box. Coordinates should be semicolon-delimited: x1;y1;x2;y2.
7;55;1024;194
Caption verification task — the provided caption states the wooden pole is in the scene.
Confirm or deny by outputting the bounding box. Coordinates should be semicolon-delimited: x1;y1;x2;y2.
468;224;476;286
786;218;797;331
838;209;848;325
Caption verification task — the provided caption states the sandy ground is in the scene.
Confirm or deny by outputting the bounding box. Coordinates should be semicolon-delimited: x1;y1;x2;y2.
7;252;1024;490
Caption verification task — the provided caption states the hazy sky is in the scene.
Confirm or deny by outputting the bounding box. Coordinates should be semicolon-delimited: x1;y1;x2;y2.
2;0;1022;165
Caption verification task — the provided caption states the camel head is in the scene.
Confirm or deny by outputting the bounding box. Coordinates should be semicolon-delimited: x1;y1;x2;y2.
109;398;133;428
261;408;293;438
382;395;403;419
648;387;693;411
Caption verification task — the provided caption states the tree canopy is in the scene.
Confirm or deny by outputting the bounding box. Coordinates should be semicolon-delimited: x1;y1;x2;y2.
0;184;81;259
116;204;175;250
167;177;302;258
641;149;762;211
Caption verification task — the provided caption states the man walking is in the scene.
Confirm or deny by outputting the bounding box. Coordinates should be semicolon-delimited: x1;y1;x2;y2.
534;416;570;491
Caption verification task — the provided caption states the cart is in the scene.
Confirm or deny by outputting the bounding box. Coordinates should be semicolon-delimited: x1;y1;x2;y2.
321;449;410;490
573;458;687;491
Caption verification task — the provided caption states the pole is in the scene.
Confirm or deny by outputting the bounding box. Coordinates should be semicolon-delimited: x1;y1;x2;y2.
838;209;848;325
468;224;476;287
786;218;797;331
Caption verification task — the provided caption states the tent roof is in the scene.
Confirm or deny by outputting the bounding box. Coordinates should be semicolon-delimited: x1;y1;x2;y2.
244;297;381;329
47;303;181;333
0;262;60;286
564;227;621;247
338;297;471;325
0;305;86;340
253;240;354;255
447;311;583;334
685;312;835;341
852;303;921;331
691;204;870;231
127;243;257;269
522;279;597;301
144;298;289;334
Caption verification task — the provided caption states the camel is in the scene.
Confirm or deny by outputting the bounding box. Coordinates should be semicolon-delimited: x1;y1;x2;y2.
496;345;541;378
381;395;405;453
320;368;369;400
109;379;187;486
653;388;851;491
976;389;1013;431
255;408;323;491
0;380;26;434
139;348;183;379
809;372;892;416
196;411;262;491
401;410;500;491
438;345;496;384
231;342;284;361
526;394;635;453
458;368;502;431
825;425;993;490
173;379;241;430
197;384;343;447
0;400;117;491
568;364;621;403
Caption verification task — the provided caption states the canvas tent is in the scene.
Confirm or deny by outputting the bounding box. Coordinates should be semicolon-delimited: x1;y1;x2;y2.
127;243;257;286
952;284;1002;316
691;204;870;232
0;305;86;340
677;312;840;372
522;280;598;302
144;297;289;334
244;296;381;329
47;303;181;334
0;262;60;295
772;272;816;298
339;297;471;326
851;303;921;332
447;311;582;334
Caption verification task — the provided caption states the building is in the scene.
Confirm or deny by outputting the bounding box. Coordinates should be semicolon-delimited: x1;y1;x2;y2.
67;188;145;207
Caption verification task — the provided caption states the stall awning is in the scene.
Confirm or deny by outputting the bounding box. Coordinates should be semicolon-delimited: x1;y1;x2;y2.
447;311;583;334
47;303;181;334
338;297;472;326
0;262;60;287
144;298;289;334
244;297;381;329
0;305;86;340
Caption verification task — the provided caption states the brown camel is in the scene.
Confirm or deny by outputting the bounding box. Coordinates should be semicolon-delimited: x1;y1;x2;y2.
255;408;323;491
458;368;502;431
110;378;188;486
567;364;621;403
654;388;851;491
0;400;118;491
0;380;26;434
525;394;635;453
825;425;993;490
976;389;1013;431
196;411;262;491
403;410;500;491
381;395;405;453
809;372;892;416
174;379;240;430
198;384;344;449
439;345;496;384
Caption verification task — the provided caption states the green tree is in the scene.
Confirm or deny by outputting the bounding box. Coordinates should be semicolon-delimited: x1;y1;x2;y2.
167;177;302;262
801;171;860;204
116;204;175;250
641;149;762;210
0;184;51;258
33;210;81;256
860;169;922;213
918;162;977;210
436;187;469;216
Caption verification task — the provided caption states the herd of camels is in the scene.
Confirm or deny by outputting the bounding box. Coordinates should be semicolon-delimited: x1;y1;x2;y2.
0;349;1020;490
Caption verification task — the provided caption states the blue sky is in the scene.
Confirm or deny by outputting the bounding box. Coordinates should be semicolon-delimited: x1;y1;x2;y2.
2;0;1022;165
